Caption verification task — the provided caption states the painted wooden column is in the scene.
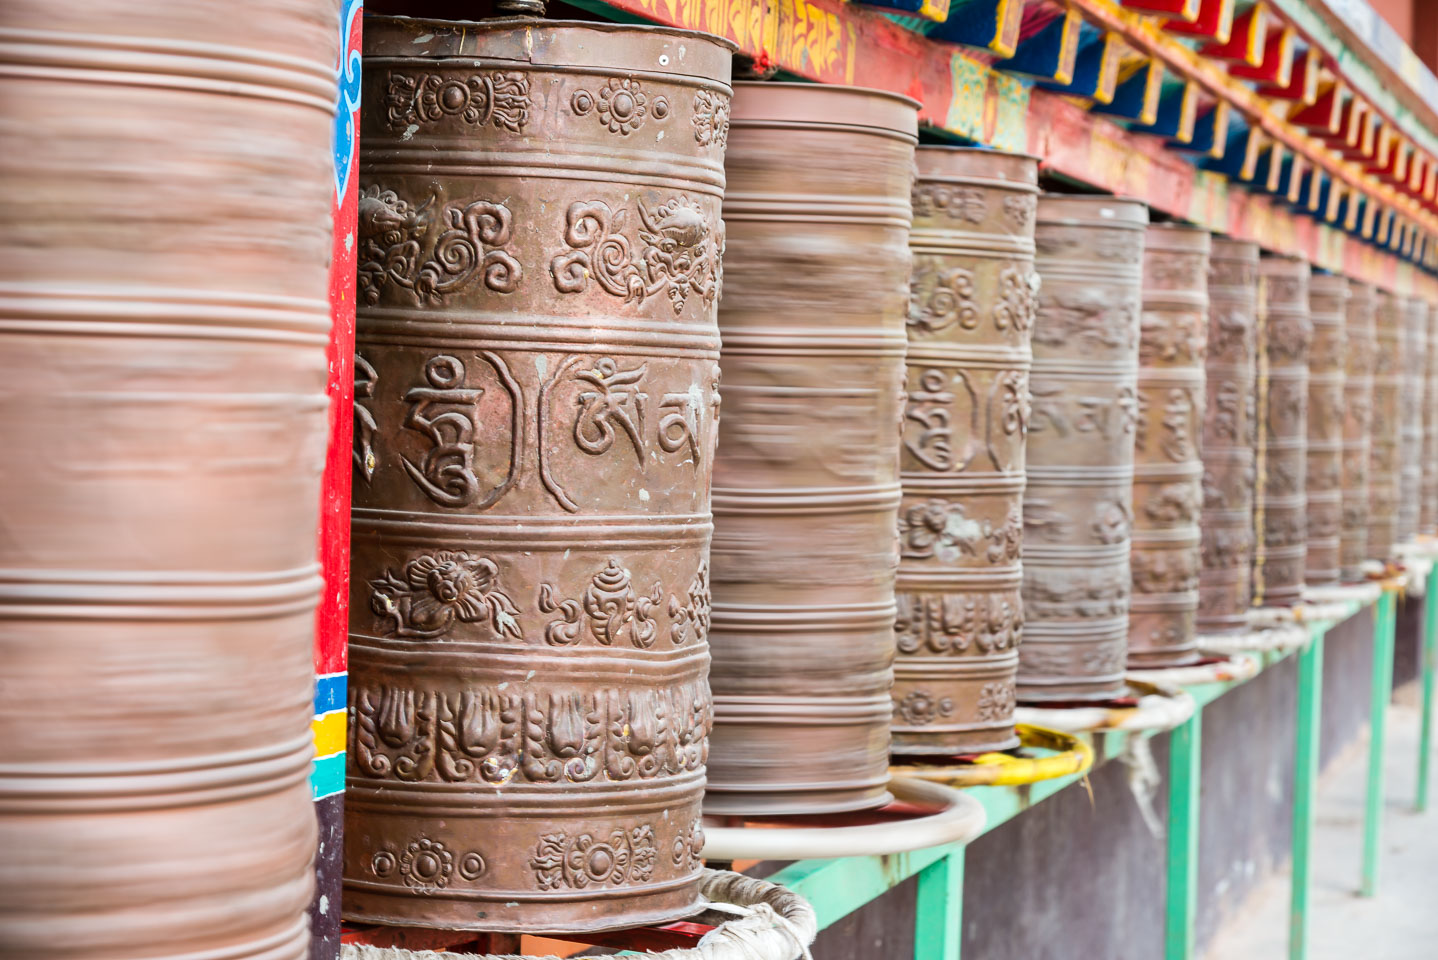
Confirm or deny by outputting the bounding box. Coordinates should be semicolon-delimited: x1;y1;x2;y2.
312;2;361;958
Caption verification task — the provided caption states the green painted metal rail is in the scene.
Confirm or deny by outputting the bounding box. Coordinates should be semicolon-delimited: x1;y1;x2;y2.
759;589;1425;960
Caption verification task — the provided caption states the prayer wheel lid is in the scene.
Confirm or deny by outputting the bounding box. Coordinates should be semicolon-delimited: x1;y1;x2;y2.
1143;220;1211;252
1309;272;1351;296
1037;193;1149;228
731;81;919;139
914;145;1040;185
364;14;738;76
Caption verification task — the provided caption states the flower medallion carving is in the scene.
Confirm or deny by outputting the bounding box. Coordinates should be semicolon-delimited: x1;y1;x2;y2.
692;89;730;148
894;689;955;726
530;826;658;890
358;184;522;306
570;78;664;135
385;70;531;132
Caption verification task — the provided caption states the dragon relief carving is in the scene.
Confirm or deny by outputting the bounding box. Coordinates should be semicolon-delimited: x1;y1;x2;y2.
895;590;1022;656
358;184;521;306
550;197;720;314
369;551;522;641
899;500;1022;565
351;681;710;786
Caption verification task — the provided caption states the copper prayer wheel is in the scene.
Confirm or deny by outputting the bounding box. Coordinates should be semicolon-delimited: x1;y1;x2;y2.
891;147;1038;756
707;83;918;813
1128;224;1209;667
0;2;337;957
1020;195;1148;701
1368;290;1404;561
1254;257;1311;607
1304;275;1347;586
1424;301;1438;537
1341;281;1377;580
1197;239;1259;632
345;17;732;931
1398;296;1428;545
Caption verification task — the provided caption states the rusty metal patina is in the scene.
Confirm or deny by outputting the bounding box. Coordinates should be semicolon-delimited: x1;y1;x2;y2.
891;147;1038;756
0;1;338;957
1305;274;1347;587
1340;281;1376;580
1398;296;1428;545
1369;291;1404;561
707;82;918;814
1254;256;1311;607
1129;224;1209;667
1197;239;1259;633
1424;302;1438;537
1019;195;1148;702
345;17;733;932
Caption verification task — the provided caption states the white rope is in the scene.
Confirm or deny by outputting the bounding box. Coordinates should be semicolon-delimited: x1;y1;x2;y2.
1015;684;1196;734
1127;652;1260;688
341;870;817;960
1198;624;1309;656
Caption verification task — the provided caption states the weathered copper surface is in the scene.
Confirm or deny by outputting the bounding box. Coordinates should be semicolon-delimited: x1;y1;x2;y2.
1128;224;1209;667
1197;239;1259;633
890;147;1037;756
1305;274;1347;587
1340;281;1376;580
345;17;733;931
1425;302;1438;537
1368;291;1404;561
0;2;337;957
1253;257;1311;607
707;82;918;813
1019;195;1148;701
1398;296;1428;545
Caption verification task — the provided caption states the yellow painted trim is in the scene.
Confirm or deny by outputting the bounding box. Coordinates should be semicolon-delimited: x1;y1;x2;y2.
312;710;347;758
1265;143;1285;193
1173;80;1200;143
917;0;949;23
991;0;1025;59
1054;10;1081;87
1240;129;1263;181
1139;60;1163;125
1269;27;1296;90
1210;0;1236;46
1242;2;1270;69
1094;33;1123;105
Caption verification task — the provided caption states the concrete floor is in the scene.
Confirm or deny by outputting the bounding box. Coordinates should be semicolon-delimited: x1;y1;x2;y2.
1203;685;1438;960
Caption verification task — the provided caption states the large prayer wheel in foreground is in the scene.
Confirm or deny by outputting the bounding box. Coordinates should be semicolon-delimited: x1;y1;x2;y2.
1253;257;1311;607
1340;281;1376;581
1397;297;1427;545
345;18;732;931
1369;291;1403;560
708;83;918;813
1305;275;1347;586
0;2;338;957
1128;224;1209;667
891;147;1037;756
1197;239;1259;632
1020;195;1147;701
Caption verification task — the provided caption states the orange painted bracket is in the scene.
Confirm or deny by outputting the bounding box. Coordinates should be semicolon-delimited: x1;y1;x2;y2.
1331;99;1377;160
1256;43;1319;104
1174;102;1230;157
930;0;1026;58
1132;79;1200;143
1252;139;1286;192
1121;0;1199;19
1091;58;1164;125
1230;24;1296;87
1408;152;1428;196
1202;122;1263;179
1293;82;1344;137
1423;162;1437;204
1199;2;1268;66
1037;28;1122;104
1000;9;1081;85
1163;0;1235;43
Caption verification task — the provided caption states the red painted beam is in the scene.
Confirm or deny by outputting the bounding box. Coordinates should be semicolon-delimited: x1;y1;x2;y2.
1121;0;1198;20
1292;82;1344;137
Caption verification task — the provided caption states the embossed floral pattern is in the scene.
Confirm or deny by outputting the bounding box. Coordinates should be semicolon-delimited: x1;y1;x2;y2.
576;77;649;135
975;682;1016;722
530;826;658;890
693;89;730;148
993;265;1037;332
398;837;453;891
385;71;530;132
370;551;522;640
894;689;955;726
909;260;978;335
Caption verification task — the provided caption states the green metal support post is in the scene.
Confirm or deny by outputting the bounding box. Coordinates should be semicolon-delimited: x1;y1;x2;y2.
1288;628;1325;960
1417;564;1438;811
1165;709;1202;960
914;849;964;960
1361;587;1398;896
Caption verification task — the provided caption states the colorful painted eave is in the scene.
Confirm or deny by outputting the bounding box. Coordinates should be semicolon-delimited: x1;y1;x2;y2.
573;0;1437;293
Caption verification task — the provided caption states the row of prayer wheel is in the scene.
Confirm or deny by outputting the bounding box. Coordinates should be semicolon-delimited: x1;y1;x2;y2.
340;15;1438;936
